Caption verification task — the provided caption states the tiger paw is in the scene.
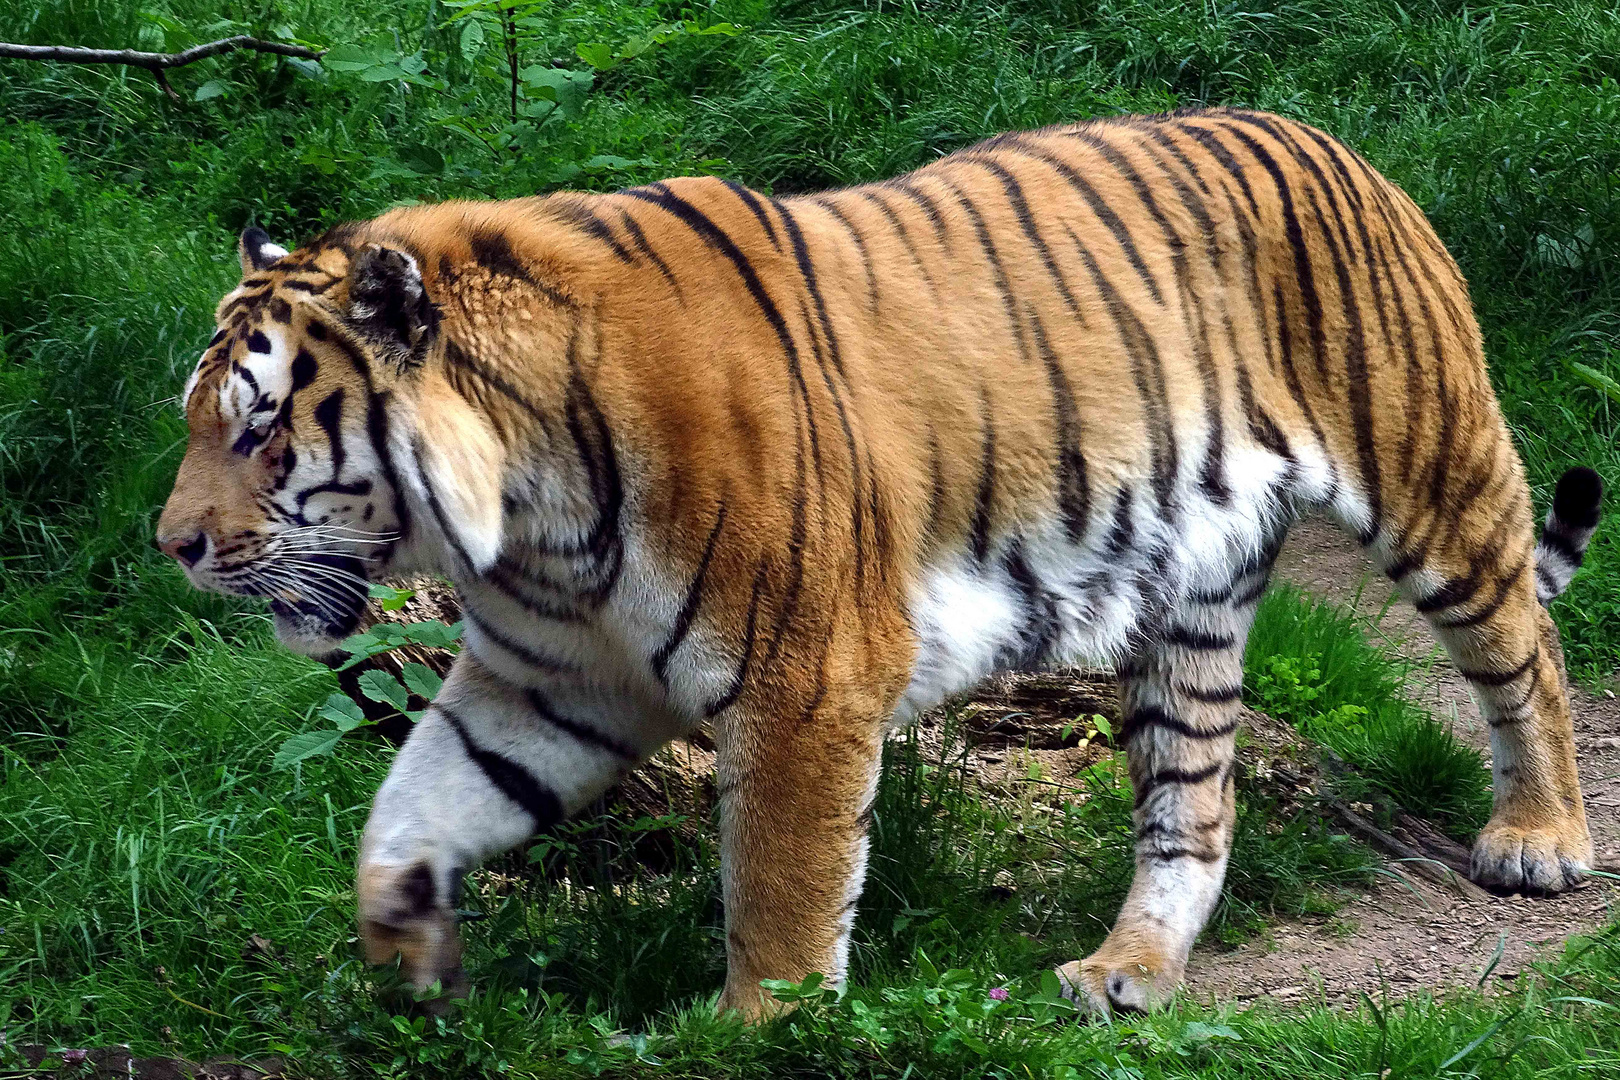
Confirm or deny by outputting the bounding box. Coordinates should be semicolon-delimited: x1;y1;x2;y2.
1470;819;1592;893
1054;952;1178;1016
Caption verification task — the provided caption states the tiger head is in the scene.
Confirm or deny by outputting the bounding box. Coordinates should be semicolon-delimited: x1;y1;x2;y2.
156;226;444;657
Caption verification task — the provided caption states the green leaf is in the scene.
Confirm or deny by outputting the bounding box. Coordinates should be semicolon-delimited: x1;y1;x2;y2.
323;43;379;73
580;154;639;173
1568;361;1620;406
359;64;405;82
1439;1018;1506;1069
400;663;443;700
575;42;615;70
193;79;229;102
274;728;344;770
285;57;325;81
317;692;367;731
518;66;593;117
459;18;486;62
357;670;410;712
395;145;446;175
1092;713;1113;741
368;583;417;610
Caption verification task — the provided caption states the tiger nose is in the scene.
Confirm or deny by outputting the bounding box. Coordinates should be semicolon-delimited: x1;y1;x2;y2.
156;531;209;567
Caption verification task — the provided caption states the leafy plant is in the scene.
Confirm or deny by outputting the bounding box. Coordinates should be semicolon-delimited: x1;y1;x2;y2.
272;617;460;769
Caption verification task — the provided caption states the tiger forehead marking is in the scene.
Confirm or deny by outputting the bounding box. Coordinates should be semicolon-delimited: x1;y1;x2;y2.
158;107;1601;1021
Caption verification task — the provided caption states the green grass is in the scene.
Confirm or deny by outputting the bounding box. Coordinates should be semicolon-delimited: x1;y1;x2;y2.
1246;585;1494;836
3;0;1618;1074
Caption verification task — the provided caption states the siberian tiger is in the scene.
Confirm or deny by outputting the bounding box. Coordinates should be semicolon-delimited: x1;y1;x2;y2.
157;107;1602;1017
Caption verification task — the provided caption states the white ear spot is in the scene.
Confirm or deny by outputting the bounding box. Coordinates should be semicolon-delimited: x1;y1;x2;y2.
262;242;290;260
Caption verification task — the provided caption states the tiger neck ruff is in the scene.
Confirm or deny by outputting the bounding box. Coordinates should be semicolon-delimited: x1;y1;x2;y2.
158;107;1601;1019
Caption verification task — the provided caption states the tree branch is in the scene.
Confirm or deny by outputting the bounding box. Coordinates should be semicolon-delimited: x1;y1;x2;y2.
0;36;324;72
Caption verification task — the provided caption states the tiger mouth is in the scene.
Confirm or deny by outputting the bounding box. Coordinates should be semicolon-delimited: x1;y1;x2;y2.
264;552;373;638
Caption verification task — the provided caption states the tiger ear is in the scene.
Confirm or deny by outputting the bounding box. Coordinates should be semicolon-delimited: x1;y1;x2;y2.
239;226;289;273
347;244;440;370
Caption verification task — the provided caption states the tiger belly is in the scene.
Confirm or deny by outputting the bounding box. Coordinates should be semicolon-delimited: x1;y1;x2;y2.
895;445;1326;723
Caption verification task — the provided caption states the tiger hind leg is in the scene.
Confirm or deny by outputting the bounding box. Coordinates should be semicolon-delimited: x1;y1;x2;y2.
1057;551;1267;1012
1388;469;1599;892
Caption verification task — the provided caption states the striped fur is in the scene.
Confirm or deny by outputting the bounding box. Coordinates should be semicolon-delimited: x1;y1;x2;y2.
157;108;1602;1018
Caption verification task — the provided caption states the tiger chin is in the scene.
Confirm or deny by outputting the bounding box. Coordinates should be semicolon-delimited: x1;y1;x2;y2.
158;107;1601;1021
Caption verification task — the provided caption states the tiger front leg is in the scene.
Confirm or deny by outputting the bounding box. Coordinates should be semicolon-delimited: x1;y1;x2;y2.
356;655;639;1000
712;695;886;1021
1058;593;1254;1014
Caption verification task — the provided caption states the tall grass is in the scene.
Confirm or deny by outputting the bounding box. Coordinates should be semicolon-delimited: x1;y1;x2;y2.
1245;585;1494;835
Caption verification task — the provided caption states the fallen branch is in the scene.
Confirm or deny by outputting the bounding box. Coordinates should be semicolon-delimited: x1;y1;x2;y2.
1268;760;1492;902
0;36;324;102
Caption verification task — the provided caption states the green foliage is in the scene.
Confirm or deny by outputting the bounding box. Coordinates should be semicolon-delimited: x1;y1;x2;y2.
1246;586;1494;835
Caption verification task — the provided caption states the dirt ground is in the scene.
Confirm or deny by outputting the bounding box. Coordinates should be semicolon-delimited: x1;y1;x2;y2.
1183;517;1620;1007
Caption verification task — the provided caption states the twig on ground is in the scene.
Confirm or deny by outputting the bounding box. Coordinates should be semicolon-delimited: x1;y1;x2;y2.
0;37;324;102
1267;761;1493;901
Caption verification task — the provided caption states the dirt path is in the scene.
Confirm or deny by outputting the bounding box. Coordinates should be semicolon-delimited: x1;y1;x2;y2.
1184;518;1620;1007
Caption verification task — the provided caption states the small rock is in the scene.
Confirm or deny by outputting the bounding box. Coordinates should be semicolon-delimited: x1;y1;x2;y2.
1593;736;1620;750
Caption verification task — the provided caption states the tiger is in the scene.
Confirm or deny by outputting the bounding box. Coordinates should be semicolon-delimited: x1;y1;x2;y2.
157;107;1603;1018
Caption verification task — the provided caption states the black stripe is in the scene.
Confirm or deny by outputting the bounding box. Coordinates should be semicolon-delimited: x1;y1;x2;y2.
1163;625;1237;651
1488;662;1542;728
885;178;950;245
1232;574;1270;608
466;607;573;673
1458;648;1539;688
1175;682;1245;705
1027;306;1091;541
1064;225;1179;512
1006;142;1165;306
624;185;826;490
469;228;575;308
470;229;532;281
1217;124;1330;388
971;386;997;562
1087;129;1230;504
366;391;409;552
553;201;634;263
1003;540;1062;666
412;436;479;575
1413;574;1483;614
1175;120;1261;217
1121;705;1239;741
706;560;769;717
722;179;783;251
438;705;563;829
1538;527;1585;566
762;406;812;667
811;196;879;311
525;687;638;760
651;504;728;684
1186;583;1232;605
1433;559;1528;630
925;423;947;540
444;341;554;443
935;174;1032;362
1104;487;1135;555
1228;117;1383;534
855;189;936;289
1142;846;1223;864
562;338;625;605
970;155;1085;320
616;210;682;297
1134;760;1225;808
484;562;586;623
